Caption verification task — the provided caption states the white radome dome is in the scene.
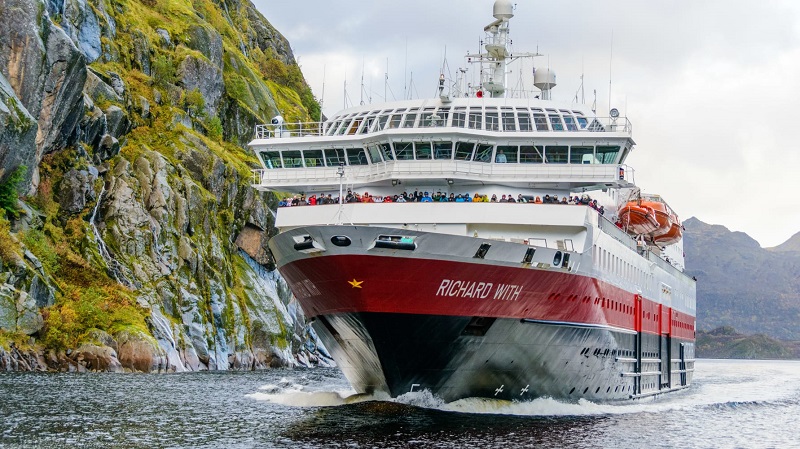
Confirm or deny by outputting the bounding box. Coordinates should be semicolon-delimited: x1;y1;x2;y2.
493;0;514;20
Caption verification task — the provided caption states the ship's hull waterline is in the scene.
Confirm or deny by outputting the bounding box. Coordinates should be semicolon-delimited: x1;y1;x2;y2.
270;225;695;402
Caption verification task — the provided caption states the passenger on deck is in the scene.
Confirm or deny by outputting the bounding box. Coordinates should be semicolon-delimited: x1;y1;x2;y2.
534;196;542;204
496;149;507;163
490;194;498;202
543;194;551;204
449;193;456;202
506;194;516;203
517;194;526;203
464;194;473;203
473;193;482;202
421;192;433;202
396;194;406;203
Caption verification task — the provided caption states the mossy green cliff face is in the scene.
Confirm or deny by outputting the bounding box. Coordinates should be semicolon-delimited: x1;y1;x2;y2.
0;0;328;371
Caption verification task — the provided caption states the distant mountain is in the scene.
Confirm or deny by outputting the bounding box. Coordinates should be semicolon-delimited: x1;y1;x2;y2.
770;231;800;253
696;326;800;359
683;218;800;340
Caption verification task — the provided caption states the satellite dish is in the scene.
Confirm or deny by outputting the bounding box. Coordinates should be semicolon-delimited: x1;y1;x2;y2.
610;108;620;118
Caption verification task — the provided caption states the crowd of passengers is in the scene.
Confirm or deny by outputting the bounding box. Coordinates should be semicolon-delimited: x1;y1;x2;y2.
278;190;606;214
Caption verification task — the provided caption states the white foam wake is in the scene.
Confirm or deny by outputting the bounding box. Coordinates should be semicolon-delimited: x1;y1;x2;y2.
248;360;800;416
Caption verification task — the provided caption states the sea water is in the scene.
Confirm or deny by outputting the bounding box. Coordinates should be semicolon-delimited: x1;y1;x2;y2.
1;359;798;448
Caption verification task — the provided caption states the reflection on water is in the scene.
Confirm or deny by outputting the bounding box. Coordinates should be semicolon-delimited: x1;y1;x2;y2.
1;360;799;448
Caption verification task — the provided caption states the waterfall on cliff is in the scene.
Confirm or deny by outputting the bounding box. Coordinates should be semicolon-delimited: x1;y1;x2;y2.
90;181;136;289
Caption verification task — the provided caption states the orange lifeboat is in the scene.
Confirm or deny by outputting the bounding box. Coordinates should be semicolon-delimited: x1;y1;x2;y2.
624;196;683;246
641;200;671;234
652;212;682;246
617;202;660;235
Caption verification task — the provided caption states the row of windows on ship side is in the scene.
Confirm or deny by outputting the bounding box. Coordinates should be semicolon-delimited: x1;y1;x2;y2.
259;142;622;169
324;106;606;136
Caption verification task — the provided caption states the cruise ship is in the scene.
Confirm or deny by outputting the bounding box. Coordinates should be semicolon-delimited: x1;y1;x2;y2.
250;1;696;402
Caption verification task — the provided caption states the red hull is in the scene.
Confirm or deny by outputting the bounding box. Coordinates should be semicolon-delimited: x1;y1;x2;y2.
279;254;695;340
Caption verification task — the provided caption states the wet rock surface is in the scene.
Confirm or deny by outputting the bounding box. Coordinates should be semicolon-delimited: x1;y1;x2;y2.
0;0;329;373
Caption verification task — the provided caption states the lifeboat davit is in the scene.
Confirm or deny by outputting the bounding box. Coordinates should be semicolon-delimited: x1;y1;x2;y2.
617;202;660;235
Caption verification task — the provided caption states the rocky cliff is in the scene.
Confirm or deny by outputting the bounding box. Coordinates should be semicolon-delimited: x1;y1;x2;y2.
0;0;327;371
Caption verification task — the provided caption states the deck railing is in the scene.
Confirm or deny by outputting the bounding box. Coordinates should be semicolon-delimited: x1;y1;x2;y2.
253;116;632;140
252;161;629;187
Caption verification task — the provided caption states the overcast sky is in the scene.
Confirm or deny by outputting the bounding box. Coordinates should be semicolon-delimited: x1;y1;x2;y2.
254;0;800;248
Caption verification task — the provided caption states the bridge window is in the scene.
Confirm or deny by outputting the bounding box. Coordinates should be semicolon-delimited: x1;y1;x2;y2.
394;142;414;160
360;116;376;134
433;141;453;159
414;141;432;160
387;110;404;129
346;118;362;135
455;142;475;161
474;144;494;163
517;108;532;131
570;146;595;164
452;108;466;127
548;114;564;131
377;113;390;130
496;145;519;163
596;146;620;164
260;151;282;169
420;108;435;127
335;119;350;135
283;150;303;168
402;110;418;128
533;113;548;131
437;107;451;126
346;148;368;165
324;148;346;166
366;144;383;163
485;109;499;131
576;116;588;129
588;119;605;132
468;110;482;129
520;145;543;163
325;120;340;136
303;149;324;167
563;115;578;131
544;146;568;164
502;110;516;131
379;143;394;161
